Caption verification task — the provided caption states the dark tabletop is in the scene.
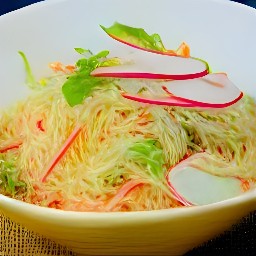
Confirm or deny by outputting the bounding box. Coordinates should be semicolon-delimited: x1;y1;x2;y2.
186;211;256;255
1;1;256;255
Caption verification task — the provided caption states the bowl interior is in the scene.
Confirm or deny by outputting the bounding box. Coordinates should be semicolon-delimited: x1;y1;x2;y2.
0;0;256;108
0;0;256;218
0;0;256;254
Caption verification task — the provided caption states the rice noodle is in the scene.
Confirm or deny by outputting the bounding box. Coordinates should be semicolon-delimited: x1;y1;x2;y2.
0;74;256;211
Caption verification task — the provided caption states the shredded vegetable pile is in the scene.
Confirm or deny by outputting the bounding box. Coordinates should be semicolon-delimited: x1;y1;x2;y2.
0;23;256;211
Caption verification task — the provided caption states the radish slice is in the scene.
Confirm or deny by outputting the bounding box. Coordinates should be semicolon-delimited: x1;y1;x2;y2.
122;73;243;108
100;22;190;57
123;91;242;108
167;153;248;206
123;93;194;107
91;49;209;80
163;73;242;105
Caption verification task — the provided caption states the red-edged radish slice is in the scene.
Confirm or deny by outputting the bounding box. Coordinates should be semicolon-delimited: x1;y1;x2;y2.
100;23;190;57
102;29;186;57
91;49;209;80
123;93;243;108
167;153;248;206
123;93;195;107
122;73;243;108
163;73;242;105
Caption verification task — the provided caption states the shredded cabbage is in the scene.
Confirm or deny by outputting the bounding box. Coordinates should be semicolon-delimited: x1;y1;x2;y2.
0;41;256;212
1;71;256;212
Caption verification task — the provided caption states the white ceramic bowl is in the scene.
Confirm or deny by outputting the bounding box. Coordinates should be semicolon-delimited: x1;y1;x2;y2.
0;0;256;255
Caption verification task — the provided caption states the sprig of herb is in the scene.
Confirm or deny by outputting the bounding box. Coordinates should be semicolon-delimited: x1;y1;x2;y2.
62;48;120;107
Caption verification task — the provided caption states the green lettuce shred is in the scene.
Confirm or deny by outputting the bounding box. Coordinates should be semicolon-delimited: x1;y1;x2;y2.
100;22;167;52
127;139;165;178
62;49;119;107
18;51;37;89
0;156;26;196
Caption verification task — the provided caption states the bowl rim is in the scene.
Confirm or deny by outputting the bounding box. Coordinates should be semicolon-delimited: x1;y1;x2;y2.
0;0;256;224
0;188;255;225
1;0;256;21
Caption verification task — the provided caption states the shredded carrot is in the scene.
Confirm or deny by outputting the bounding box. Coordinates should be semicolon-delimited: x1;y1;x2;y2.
217;146;223;155
202;77;224;88
239;178;250;192
41;125;82;182
105;180;145;211
0;141;22;153
162;86;174;96
49;62;75;74
175;42;190;57
65;65;76;73
49;62;64;72
138;121;151;126
165;49;177;55
36;119;45;132
121;111;127;118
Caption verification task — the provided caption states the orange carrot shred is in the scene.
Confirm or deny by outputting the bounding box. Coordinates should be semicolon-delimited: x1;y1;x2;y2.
0;141;22;153
105;180;144;211
49;62;65;72
41;125;82;182
176;42;190;57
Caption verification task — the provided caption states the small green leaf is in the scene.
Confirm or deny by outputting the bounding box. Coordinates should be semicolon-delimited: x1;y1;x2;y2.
7;175;16;194
74;48;91;55
62;75;102;107
100;22;167;52
94;50;109;59
18;51;37;89
62;49;117;107
100;57;121;67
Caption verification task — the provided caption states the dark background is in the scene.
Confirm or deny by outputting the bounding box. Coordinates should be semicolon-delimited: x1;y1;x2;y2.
1;0;256;255
0;0;255;16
